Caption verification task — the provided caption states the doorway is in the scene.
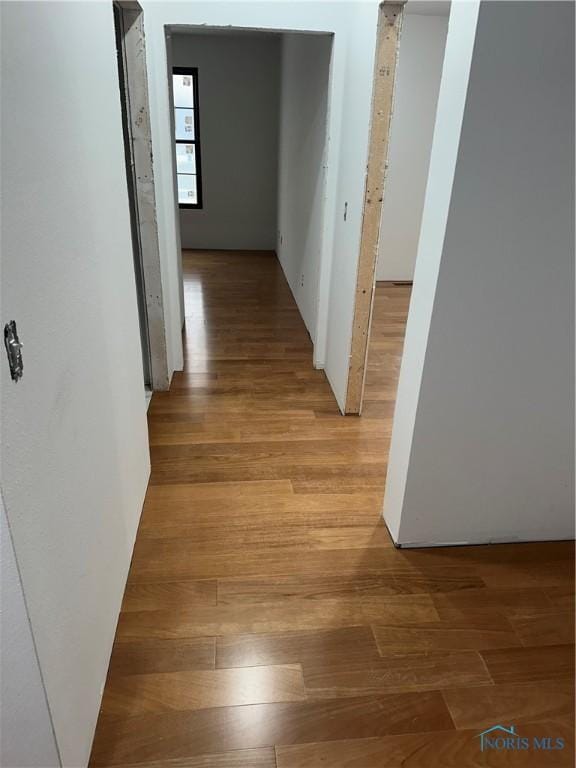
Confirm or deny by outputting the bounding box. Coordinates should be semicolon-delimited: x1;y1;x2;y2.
345;2;449;414
165;27;333;377
114;1;170;392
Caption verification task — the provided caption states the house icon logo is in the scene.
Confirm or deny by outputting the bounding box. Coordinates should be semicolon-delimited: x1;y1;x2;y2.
478;725;517;752
477;724;565;752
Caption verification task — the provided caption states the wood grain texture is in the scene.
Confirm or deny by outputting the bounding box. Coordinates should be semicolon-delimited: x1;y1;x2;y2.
91;692;453;765
480;644;575;684
276;720;575;768
216;627;382;670
443;680;575;730
509;612;575;647
115;747;276;768
121;581;217;612
108;637;215;677
544;586;575;611
138;524;392;550
217;567;484;604
90;253;575;767
100;665;306;716
114;750;277;768
128;545;418;583
432;587;558;620
115;595;437;641
140;490;382;531
302;650;492;697
372;619;522;656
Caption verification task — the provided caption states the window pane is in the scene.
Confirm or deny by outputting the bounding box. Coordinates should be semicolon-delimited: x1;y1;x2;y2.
178;174;197;205
175;108;195;140
173;74;194;108
176;143;196;174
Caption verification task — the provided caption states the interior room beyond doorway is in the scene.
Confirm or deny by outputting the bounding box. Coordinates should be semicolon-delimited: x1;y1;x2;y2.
168;27;333;371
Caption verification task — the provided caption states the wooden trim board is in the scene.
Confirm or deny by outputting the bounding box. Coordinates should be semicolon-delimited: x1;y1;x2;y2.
345;2;405;414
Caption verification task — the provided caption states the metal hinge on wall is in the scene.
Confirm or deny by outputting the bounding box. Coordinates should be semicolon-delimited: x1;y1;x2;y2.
4;321;23;382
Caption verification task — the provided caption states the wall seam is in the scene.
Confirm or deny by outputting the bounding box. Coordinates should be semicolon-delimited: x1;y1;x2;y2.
1;485;63;768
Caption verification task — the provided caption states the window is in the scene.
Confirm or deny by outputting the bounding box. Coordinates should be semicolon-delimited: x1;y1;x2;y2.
173;67;203;208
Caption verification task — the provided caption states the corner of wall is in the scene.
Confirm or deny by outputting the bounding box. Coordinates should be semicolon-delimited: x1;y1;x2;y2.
382;0;480;540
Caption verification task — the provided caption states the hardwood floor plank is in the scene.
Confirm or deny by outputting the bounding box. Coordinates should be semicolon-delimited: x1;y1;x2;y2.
477;561;575;589
443;680;575;730
432;587;555;620
509;612;575;647
217;567;484;604
275;721;575;768
110;749;277;768
149;452;386;486
544;586;575;611
480;644;575;684
121;581;217;612
127;546;420;583
290;477;387;494
116;595;437;641
302;650;491;697
217;575;379;604
139;492;382;531
148;438;385;468
144;478;294;499
108;638;215;677
359;594;440;624
137;525;392;551
216;627;381;669
100;665;307;716
372;619;522;655
90;692;453;765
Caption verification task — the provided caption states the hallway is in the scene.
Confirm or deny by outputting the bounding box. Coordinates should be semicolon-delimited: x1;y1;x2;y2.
90;251;574;767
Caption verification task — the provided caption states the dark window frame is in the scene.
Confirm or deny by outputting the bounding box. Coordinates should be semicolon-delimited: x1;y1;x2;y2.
173;66;203;210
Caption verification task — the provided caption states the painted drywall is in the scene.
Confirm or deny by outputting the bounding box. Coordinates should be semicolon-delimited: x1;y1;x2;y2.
376;12;448;281
1;494;60;768
384;0;574;545
277;33;332;343
382;0;479;541
172;32;280;250
1;3;150;765
142;1;379;406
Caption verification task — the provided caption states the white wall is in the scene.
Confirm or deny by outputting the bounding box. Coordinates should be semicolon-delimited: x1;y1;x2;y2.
172;32;280;251
277;33;332;344
376;12;448;281
1;3;150;765
142;2;379;406
384;0;574;546
1;495;60;768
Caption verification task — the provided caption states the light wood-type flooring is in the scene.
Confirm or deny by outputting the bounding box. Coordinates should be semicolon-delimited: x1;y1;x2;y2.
91;250;575;767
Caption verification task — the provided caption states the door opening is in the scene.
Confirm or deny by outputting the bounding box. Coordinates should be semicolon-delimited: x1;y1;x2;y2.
345;1;449;415
114;1;170;392
345;2;406;414
165;26;333;387
114;3;152;389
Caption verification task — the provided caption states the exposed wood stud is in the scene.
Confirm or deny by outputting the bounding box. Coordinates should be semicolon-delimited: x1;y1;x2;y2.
345;2;406;414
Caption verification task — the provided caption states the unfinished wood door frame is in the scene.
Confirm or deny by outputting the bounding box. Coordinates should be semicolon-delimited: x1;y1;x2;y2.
345;1;405;413
116;1;170;390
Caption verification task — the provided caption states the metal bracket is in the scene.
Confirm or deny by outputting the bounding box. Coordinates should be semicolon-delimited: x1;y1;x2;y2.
4;321;23;382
